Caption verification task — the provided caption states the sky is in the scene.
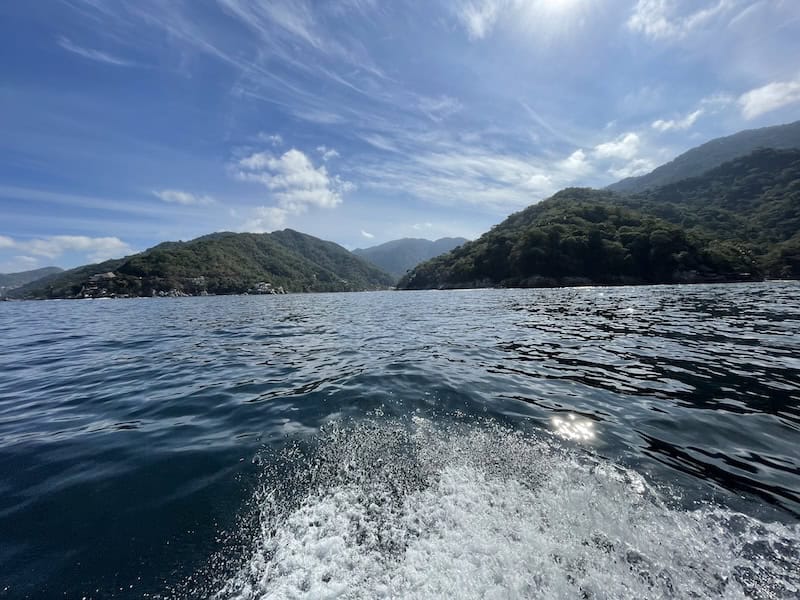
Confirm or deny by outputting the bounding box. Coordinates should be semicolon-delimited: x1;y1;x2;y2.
1;0;800;272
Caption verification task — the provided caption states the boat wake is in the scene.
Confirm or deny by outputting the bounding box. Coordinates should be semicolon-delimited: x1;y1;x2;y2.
208;414;798;599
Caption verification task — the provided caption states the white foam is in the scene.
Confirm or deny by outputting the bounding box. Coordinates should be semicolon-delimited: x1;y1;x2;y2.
214;417;800;600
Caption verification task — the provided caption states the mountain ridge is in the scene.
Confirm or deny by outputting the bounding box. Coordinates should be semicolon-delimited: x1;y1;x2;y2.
0;267;64;295
10;230;394;299
608;120;800;194
352;237;468;279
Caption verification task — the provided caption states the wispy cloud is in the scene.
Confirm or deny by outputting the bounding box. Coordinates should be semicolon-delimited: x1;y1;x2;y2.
456;0;502;40
316;146;340;161
293;109;347;124
739;77;800;119
627;0;739;41
355;147;560;212
418;95;463;122
258;133;284;146
360;133;400;153
152;189;215;206
57;36;136;67
454;0;602;43
652;109;703;132
360;229;374;239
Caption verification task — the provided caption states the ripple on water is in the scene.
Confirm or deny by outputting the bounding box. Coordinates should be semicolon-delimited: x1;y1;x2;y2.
0;283;798;598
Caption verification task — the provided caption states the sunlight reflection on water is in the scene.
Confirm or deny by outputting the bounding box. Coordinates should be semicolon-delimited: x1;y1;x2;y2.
552;413;595;442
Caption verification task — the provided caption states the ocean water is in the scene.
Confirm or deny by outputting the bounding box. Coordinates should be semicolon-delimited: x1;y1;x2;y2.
0;283;798;599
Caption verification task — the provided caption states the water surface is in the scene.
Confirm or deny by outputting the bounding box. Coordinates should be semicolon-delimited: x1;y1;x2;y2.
0;283;798;598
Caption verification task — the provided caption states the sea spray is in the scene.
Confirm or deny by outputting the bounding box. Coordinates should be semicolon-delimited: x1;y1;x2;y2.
209;414;799;600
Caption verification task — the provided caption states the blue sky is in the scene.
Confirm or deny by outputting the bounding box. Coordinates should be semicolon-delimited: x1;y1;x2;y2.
2;0;800;271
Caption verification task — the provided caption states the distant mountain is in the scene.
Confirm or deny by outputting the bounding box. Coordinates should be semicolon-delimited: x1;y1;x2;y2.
399;148;800;290
10;230;394;299
353;237;468;279
608;120;800;194
0;267;63;295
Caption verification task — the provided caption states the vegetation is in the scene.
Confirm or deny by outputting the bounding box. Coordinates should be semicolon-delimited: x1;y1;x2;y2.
608;120;800;193
0;266;63;295
399;148;800;290
11;230;394;299
353;237;468;279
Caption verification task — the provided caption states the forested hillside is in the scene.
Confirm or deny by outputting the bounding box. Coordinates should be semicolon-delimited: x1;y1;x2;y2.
11;230;394;299
399;148;800;289
0;267;63;295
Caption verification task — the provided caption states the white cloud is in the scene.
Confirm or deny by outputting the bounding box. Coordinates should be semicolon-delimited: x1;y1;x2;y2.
0;235;14;249
412;222;434;231
609;158;656;179
559;149;593;178
57;36;135;67
2;235;134;263
237;149;352;211
152;189;215;206
652;109;703;132
559;132;657;181
593;132;641;161
316;145;340;161
627;0;738;41
360;229;375;239
235;149;352;231
739;78;800;119
242;206;289;233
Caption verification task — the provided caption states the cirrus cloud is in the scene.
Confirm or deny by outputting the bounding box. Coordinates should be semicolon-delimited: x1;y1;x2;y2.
627;0;737;41
152;189;215;206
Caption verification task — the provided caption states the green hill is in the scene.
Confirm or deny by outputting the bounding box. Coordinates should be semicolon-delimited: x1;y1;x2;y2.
0;266;63;295
11;230;394;299
353;237;468;279
399;148;800;290
608;120;800;194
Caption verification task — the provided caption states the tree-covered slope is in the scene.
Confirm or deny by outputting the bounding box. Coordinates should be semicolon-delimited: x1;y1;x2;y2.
0;267;63;294
399;148;800;289
616;148;800;249
353;237;468;279
608;120;800;193
11;230;394;299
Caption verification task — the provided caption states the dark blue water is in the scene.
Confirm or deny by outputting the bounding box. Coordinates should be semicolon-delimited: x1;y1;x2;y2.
1;283;799;599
